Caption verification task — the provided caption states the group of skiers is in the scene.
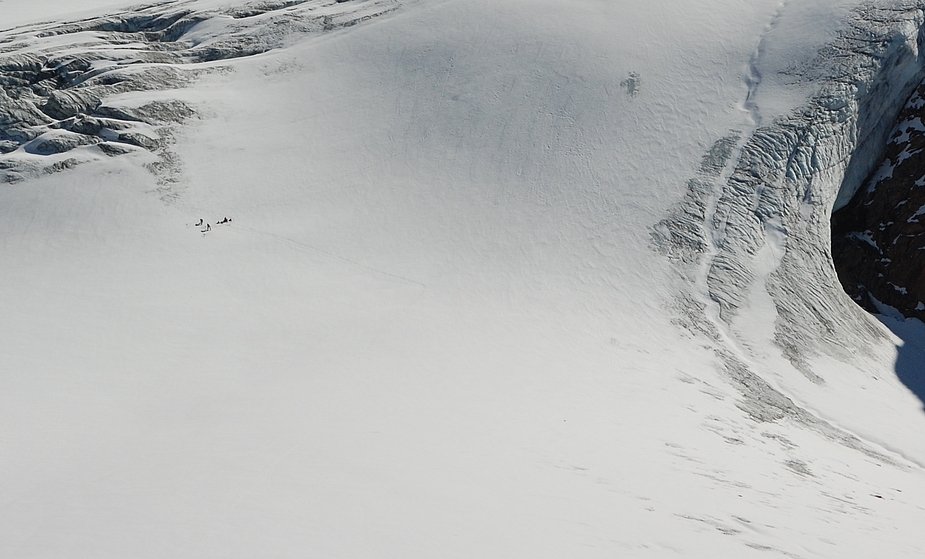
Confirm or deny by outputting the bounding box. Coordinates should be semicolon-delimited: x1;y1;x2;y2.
195;217;232;233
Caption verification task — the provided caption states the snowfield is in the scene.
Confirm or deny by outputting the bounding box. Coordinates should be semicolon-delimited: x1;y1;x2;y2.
4;0;925;557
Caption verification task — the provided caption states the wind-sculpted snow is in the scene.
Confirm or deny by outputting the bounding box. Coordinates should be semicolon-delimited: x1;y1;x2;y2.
0;0;399;185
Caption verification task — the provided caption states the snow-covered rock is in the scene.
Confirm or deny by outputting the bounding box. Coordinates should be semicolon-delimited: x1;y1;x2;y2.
833;78;925;323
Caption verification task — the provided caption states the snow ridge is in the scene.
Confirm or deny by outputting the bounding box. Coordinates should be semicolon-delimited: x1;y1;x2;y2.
0;0;401;185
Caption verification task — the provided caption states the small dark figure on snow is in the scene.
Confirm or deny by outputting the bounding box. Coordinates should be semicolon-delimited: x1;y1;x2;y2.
202;223;211;232
195;218;203;226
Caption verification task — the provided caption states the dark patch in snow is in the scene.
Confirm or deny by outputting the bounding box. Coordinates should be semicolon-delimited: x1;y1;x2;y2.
718;350;898;467
784;459;814;477
620;71;639;97
651;133;740;267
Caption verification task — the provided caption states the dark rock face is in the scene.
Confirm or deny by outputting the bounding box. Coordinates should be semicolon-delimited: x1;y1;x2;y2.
833;82;925;319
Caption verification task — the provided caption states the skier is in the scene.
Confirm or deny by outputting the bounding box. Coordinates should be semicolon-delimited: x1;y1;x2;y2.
195;218;203;226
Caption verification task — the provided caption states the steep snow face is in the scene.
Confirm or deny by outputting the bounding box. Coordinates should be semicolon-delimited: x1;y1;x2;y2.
5;0;925;557
656;0;925;445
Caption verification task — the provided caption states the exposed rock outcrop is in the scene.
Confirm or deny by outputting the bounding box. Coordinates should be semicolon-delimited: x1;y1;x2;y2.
833;81;925;319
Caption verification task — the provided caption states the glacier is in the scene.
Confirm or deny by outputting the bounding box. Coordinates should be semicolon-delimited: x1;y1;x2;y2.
3;0;925;557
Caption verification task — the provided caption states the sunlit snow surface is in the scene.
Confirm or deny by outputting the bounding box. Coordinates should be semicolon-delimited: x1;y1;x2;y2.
3;0;925;557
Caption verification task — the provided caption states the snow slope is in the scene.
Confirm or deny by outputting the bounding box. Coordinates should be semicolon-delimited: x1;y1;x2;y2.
0;0;142;27
3;0;925;557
